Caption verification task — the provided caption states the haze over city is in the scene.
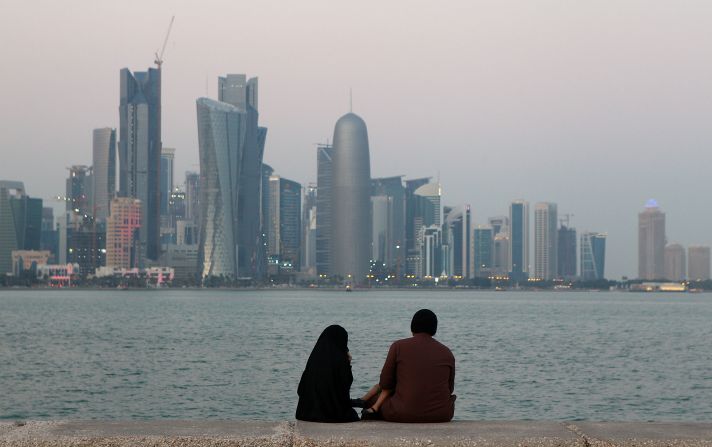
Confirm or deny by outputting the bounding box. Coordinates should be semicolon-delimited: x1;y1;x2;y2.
2;0;712;278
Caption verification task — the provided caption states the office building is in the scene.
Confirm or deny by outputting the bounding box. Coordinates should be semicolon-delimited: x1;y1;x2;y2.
261;163;274;271
267;175;302;273
638;199;666;280
92;128;116;221
580;232;606;280
66;165;92;216
488;216;509;238
404;178;431;276
66;219;105;276
184;171;200;223
106;197;142;269
371;176;406;272
40;207;58;262
557;223;577;279
119;67;161;261
509;200;529;281
301;184;317;275
664;243;686;281
315;144;334;277
493;229;510;276
196;73;266;280
0;181;43;274
160;147;175;218
688;246;711;281
534;202;558;280
420;225;442;278
330;113;372;284
474;225;493;278
444;205;472;279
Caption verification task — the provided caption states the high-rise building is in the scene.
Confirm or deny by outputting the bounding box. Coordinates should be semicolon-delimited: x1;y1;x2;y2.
315;144;334;277
444;205;472;279
40;207;58;262
488;216;509;238
404;177;431;276
92;128;116;221
493;229;510;276
106;198;142;269
580;232;606;280
409;182;442;276
267;175;302;273
67;218;105;276
301;184;317;275
664;243;686;281
509;200;529;281
119;67;161;261
534;202;558;280
638;199;666;280
184;171;200;223
371;176;406;273
0;181;43;273
557;223;577;279
419;225;442;278
474;225;493;278
160;147;175;217
196;74;266;280
330;113;371;285
260;163;274;271
688;246;711;281
66;165;92;216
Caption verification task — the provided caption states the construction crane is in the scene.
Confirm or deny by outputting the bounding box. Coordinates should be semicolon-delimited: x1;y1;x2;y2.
154;15;175;69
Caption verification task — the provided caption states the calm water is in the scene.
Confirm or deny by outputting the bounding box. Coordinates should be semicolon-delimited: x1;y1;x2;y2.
0;289;711;421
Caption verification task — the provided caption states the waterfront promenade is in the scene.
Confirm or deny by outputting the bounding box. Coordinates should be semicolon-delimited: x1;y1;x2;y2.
2;420;712;447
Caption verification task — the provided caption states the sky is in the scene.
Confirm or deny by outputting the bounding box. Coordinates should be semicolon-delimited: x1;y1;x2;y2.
1;0;712;279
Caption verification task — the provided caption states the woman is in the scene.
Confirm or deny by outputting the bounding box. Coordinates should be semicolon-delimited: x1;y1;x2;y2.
296;325;360;422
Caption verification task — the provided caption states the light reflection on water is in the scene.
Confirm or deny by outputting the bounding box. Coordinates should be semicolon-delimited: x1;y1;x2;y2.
0;289;710;421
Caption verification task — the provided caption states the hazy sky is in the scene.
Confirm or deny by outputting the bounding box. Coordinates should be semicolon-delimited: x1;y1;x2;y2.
2;0;712;279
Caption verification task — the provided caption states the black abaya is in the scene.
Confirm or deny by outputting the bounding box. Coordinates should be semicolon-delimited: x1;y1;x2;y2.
295;325;359;422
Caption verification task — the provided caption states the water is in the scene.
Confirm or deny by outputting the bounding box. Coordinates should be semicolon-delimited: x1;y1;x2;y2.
0;289;711;421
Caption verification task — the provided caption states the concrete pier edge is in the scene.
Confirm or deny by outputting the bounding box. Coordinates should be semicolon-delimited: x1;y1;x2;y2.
1;420;711;447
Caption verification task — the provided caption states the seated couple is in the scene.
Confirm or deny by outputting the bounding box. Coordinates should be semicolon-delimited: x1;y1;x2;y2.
296;309;456;423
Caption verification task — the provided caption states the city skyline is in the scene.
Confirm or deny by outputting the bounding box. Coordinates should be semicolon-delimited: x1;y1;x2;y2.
3;1;712;278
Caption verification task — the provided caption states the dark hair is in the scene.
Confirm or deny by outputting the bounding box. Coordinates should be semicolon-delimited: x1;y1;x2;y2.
411;309;437;336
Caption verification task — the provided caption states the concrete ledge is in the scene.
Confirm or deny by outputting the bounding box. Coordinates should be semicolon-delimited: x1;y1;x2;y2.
0;421;711;447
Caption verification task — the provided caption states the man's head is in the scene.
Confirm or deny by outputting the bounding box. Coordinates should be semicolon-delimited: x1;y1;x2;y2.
411;309;437;336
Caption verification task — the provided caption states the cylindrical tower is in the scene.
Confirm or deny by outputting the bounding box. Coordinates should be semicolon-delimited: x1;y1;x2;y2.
330;113;372;285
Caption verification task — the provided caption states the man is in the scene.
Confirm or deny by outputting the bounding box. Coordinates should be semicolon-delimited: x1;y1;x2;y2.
361;309;456;422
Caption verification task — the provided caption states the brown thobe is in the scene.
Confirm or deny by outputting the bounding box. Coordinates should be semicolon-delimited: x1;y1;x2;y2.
379;333;456;422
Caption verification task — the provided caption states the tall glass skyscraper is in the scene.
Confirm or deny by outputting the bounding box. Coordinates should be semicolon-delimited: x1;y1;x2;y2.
196;73;266;280
638;199;665;280
534;202;558;280
160;147;175;217
92;128;116;222
371;176;405;272
580;232;606;280
557;223;577;279
118;67;161;261
330;113;372;285
509;200;529;281
315;144;334;277
474;225;493;278
267;175;302;272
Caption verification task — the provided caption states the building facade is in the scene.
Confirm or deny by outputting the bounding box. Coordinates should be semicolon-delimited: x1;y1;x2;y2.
330;113;372;285
315;144;334;277
580;232;606;280
557;223;577;279
118;67;162;261
688;246;711;281
638;200;666;280
267;175;302;273
92;128;116;221
106;198;142;269
534;202;558;281
474;225;493;278
509;200;529;281
664;243;686;281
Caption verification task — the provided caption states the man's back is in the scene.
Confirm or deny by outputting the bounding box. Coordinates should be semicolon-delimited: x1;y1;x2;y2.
379;333;456;422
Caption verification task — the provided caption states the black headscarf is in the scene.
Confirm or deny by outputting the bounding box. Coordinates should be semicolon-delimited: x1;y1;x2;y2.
296;325;359;422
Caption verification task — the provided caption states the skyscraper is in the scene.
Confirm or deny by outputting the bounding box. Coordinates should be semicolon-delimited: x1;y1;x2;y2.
638;199;665;280
106;197;142;269
474;225;493;278
0;181;42;274
184;171;200;224
664;243;686;281
688;246;711;281
420;225;442;278
444;205;472;279
534;202;558;280
196;74;266;280
92;128;116;222
408;182;442;277
371;176;406;272
509;200;529;281
267;175;302;272
404;177;431;276
66;165;92;216
301;184;317;275
580;232;606;280
330;113;371;285
557;222;577;279
160;147;175;217
315;144;333;277
488;216;509;238
119;67;161;261
493;229;510;276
